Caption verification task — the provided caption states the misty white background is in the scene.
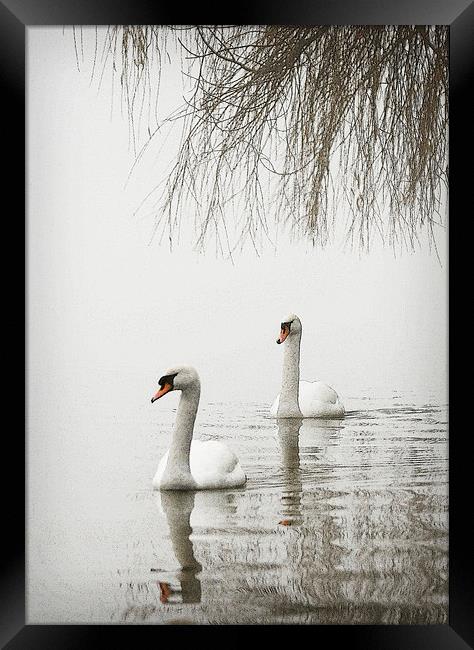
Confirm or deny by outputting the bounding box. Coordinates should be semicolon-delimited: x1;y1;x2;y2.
26;28;448;624
27;27;448;411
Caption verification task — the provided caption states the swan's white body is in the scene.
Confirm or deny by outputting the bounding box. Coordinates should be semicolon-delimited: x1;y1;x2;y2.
153;439;246;490
270;380;345;418
271;314;345;419
151;365;246;490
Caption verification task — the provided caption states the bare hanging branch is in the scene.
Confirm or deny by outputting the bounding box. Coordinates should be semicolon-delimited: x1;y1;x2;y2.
86;25;448;255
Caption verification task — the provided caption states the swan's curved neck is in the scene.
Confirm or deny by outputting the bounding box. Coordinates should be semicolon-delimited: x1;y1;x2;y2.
162;383;200;488
279;329;302;417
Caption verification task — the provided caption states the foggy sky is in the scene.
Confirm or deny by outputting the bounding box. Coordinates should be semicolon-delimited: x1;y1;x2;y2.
27;27;448;406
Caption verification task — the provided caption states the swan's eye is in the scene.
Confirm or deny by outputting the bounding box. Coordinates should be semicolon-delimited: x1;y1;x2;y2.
281;321;291;332
158;372;178;388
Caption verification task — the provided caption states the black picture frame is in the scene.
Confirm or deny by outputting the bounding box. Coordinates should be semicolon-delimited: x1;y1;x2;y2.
2;0;471;646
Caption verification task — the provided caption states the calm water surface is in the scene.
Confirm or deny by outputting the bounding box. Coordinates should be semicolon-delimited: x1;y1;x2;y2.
28;383;448;624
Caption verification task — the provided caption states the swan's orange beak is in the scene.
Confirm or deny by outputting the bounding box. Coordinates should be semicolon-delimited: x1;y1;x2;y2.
277;327;289;344
151;383;173;403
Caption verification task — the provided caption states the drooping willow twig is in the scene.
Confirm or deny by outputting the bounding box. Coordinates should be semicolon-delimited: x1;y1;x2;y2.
81;25;448;255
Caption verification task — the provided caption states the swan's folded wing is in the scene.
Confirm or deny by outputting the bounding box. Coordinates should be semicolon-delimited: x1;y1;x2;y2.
190;440;246;487
152;440;245;489
189;440;236;475
152;450;169;488
270;394;280;416
300;380;338;404
299;380;345;417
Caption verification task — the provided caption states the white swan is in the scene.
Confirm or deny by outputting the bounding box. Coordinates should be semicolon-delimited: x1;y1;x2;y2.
270;314;345;418
151;365;246;490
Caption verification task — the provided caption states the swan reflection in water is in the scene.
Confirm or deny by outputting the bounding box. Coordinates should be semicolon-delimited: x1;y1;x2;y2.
277;417;304;527
156;491;202;604
277;416;346;527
